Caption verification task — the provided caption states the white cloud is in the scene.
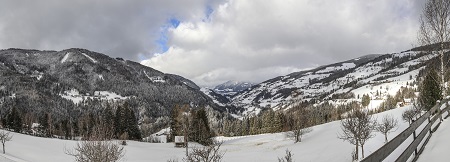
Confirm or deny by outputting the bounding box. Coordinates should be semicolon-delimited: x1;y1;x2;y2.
142;0;425;87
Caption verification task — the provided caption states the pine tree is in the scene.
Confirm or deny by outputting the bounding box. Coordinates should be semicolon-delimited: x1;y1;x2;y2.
419;69;442;110
6;107;22;133
114;105;125;138
62;120;71;139
169;105;182;142
72;120;79;137
361;94;370;108
125;106;141;140
194;108;213;146
112;102;141;141
189;109;199;142
273;112;283;133
242;117;250;135
39;113;49;136
103;104;115;139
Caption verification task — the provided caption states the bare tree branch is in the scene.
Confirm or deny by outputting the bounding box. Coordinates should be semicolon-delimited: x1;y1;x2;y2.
0;131;12;154
338;107;376;160
65;121;125;162
278;149;293;162
183;140;225;162
375;115;398;143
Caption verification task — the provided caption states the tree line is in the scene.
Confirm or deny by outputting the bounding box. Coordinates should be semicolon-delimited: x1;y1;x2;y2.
0;101;141;141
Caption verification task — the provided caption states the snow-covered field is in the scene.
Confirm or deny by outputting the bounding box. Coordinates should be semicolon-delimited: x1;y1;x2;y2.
0;106;420;162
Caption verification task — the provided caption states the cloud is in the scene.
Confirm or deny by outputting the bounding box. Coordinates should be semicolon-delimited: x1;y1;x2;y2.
0;0;211;61
142;0;425;87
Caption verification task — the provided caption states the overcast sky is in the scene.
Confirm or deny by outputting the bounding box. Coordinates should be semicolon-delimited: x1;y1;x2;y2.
0;0;425;87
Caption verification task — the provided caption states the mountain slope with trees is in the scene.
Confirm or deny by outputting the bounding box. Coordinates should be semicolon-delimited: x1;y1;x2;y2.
0;48;226;137
226;48;447;116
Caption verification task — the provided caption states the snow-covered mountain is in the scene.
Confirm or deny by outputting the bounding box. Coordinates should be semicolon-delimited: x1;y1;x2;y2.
0;48;226;133
213;81;255;96
227;50;435;115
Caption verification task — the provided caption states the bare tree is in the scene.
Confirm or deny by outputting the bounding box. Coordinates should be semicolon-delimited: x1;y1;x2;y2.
375;115;398;143
419;0;450;98
66;140;125;162
286;108;313;143
354;109;376;159
183;140;224;162
402;108;420;125
338;111;359;161
286;126;312;143
338;108;376;160
66;122;125;162
0;131;12;154
278;149;293;162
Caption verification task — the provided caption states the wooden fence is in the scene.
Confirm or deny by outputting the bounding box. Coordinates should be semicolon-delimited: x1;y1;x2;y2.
361;100;449;162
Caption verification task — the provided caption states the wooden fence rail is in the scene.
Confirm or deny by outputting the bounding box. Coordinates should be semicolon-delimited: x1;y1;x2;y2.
361;100;449;162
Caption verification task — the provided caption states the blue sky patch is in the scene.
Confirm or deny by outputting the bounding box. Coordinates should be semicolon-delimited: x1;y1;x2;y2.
203;5;214;22
155;18;180;53
169;18;180;28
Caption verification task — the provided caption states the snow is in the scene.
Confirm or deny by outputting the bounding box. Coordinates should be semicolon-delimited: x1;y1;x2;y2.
316;63;356;74
144;71;166;83
60;52;70;63
60;89;129;104
36;74;43;80
143;127;170;143
416;112;450;162
30;71;44;81
81;53;97;63
1;106;412;162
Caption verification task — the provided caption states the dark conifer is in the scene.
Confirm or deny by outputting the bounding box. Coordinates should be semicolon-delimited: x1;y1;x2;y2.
169;105;182;142
419;69;442;110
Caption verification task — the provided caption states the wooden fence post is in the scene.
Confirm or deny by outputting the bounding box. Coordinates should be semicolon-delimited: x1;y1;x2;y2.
413;130;417;156
428;116;432;134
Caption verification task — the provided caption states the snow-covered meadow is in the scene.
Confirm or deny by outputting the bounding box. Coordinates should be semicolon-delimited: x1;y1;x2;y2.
0;105;426;162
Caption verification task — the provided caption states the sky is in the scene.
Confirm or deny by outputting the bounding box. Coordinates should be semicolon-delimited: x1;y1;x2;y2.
0;0;425;87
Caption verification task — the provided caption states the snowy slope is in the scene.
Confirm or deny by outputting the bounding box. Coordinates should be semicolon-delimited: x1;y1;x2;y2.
416;111;450;162
231;51;431;116
60;52;70;63
200;88;230;106
1;106;411;162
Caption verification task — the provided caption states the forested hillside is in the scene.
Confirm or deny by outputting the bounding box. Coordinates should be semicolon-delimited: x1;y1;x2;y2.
0;48;227;138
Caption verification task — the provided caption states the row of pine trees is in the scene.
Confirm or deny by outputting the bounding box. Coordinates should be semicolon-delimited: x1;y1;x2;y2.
1;102;141;141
